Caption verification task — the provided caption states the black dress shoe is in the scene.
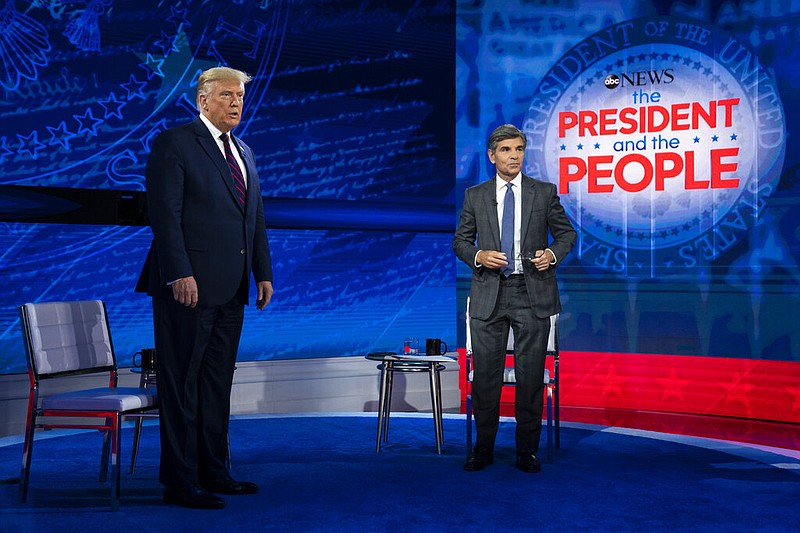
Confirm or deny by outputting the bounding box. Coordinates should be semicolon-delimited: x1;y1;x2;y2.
516;453;541;473
464;453;494;471
201;477;259;495
164;484;226;509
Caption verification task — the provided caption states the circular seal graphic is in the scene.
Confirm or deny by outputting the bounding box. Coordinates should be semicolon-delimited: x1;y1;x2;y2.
523;17;785;278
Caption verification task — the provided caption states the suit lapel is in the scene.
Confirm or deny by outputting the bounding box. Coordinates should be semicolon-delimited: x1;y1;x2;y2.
520;175;535;245
194;119;230;181
193;119;245;213
480;180;501;250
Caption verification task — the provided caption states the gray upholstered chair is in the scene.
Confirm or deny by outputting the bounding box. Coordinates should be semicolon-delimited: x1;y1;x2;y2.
464;297;560;462
18;300;158;510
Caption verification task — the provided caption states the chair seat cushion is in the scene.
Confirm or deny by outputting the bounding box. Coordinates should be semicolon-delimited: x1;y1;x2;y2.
41;387;158;412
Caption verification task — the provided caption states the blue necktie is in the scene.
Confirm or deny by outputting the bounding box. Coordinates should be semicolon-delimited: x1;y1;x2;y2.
501;182;515;275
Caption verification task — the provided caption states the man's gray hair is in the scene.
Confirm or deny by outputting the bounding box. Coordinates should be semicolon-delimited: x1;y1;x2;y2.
487;124;527;152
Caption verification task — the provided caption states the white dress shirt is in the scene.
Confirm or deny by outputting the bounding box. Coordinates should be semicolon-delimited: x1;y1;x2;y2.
198;114;247;188
497;174;523;274
474;173;557;270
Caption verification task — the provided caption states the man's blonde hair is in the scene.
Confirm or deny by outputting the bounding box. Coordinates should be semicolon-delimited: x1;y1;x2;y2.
196;67;252;109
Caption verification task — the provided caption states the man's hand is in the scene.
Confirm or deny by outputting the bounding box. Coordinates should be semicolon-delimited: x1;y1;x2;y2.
256;281;273;310
531;249;555;271
476;250;510;270
172;276;199;308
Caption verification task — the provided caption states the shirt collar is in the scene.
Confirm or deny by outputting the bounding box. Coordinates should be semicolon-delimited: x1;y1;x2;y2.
496;173;522;192
199;113;228;141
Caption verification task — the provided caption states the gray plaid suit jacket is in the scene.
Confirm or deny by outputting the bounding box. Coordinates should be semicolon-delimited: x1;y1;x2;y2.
453;174;576;320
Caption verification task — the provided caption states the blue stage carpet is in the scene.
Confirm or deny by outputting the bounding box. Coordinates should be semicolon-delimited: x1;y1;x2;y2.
1;414;798;532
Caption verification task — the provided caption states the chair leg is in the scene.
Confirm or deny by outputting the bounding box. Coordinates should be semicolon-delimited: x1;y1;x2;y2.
465;392;473;457
19;401;37;503
226;432;232;470
554;384;561;450
111;414;121;511
546;388;553;463
99;418;111;482
553;390;561;450
130;416;143;475
555;361;561;449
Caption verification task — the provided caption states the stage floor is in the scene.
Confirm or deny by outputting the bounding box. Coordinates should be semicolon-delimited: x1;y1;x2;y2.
1;413;798;532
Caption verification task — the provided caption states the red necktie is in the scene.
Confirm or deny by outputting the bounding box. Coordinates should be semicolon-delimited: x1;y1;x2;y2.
221;133;246;207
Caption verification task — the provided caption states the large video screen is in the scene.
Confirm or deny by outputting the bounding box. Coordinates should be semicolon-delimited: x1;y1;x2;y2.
456;0;799;360
0;0;456;374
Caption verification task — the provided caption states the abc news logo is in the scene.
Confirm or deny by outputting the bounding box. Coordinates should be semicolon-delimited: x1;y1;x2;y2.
604;69;675;89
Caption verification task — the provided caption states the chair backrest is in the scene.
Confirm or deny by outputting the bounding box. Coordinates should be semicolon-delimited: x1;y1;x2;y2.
20;300;116;379
465;297;559;355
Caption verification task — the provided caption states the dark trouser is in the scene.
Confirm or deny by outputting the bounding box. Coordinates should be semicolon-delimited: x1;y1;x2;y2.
470;275;550;456
153;295;244;489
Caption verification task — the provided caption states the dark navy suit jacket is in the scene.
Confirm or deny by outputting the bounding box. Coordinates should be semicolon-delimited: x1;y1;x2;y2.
137;117;272;305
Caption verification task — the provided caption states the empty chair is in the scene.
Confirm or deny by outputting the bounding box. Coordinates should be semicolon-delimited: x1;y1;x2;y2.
18;300;158;510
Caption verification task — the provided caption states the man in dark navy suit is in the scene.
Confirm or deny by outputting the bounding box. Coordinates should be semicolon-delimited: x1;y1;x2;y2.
137;67;273;509
453;124;576;473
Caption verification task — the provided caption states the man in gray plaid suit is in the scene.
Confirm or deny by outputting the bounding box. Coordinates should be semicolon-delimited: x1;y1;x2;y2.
453;124;576;473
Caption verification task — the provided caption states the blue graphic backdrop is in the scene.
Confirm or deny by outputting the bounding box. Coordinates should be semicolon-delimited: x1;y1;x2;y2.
0;0;456;373
456;0;799;361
